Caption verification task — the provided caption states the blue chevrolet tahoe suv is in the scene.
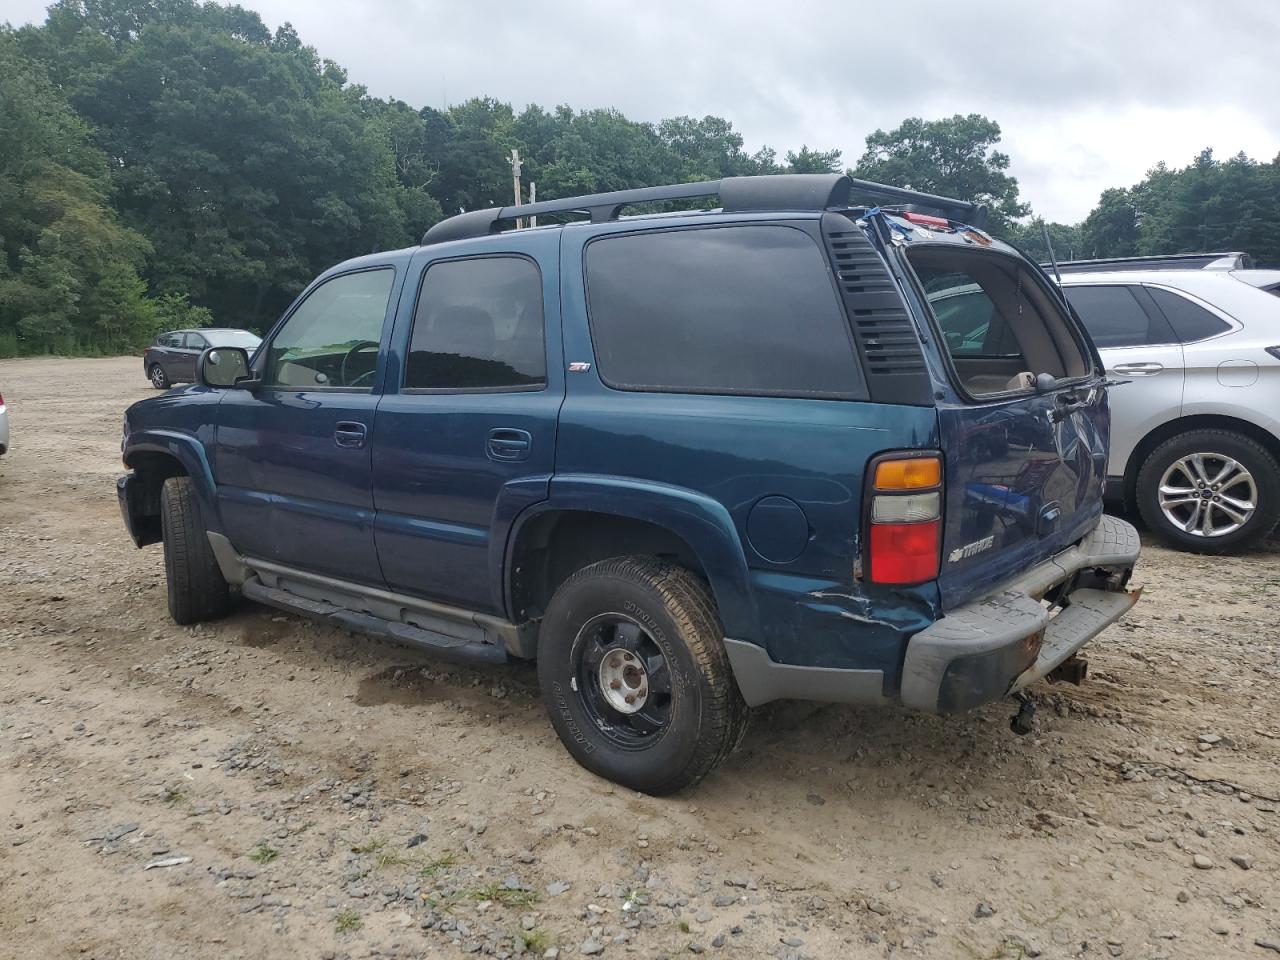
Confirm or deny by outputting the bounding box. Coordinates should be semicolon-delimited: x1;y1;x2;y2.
117;174;1141;794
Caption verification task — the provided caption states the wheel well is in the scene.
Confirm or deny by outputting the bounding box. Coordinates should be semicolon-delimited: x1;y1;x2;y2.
1122;414;1280;509
508;511;708;623
125;451;189;540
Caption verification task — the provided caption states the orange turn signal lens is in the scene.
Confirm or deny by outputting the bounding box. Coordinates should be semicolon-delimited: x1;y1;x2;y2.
874;456;941;491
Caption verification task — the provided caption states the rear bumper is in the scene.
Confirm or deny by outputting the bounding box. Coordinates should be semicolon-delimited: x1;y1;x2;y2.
900;514;1140;713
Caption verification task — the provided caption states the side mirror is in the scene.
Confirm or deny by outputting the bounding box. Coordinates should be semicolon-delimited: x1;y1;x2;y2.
198;346;253;389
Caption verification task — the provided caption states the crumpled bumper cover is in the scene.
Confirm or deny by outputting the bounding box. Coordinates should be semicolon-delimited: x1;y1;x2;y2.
901;515;1141;714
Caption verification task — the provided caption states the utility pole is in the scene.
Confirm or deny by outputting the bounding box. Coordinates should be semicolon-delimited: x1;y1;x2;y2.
510;149;523;229
528;181;537;228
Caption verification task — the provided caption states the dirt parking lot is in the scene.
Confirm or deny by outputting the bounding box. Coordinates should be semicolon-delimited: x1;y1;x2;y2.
1;355;1278;960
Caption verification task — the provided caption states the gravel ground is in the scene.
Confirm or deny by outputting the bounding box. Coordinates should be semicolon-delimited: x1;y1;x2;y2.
1;355;1278;960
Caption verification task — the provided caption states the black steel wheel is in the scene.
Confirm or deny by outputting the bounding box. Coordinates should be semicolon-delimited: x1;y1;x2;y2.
537;556;747;794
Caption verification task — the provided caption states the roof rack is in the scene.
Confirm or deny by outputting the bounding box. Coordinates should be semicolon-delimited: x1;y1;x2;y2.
420;174;987;245
1050;252;1254;274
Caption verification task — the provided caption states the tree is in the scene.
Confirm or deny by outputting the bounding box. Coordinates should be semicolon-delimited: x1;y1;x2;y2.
0;29;157;354
853;115;1029;229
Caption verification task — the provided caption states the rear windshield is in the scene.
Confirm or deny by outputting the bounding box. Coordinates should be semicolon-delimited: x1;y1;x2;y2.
907;246;1089;397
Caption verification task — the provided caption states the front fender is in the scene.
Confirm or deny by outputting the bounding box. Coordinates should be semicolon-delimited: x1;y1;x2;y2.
508;473;760;641
123;429;224;535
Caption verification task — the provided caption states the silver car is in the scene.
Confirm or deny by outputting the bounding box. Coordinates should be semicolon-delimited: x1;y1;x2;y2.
1057;258;1280;552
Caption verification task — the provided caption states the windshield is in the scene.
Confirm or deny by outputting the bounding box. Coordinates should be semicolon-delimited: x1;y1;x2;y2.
208;331;262;350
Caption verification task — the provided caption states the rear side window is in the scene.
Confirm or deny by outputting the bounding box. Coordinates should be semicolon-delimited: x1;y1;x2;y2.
1063;285;1175;348
158;332;181;348
405;256;546;391
1146;287;1232;342
584;225;863;398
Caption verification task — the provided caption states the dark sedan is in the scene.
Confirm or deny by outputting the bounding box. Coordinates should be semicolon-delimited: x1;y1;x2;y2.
144;328;261;389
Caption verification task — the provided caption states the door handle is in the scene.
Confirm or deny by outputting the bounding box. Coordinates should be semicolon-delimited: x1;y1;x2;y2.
487;428;532;462
1110;361;1164;376
334;421;368;448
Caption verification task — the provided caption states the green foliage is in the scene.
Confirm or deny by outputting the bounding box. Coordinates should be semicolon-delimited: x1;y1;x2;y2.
1080;149;1280;266
248;843;279;864
853;114;1030;230
9;0;1277;360
333;908;362;934
0;28;156;356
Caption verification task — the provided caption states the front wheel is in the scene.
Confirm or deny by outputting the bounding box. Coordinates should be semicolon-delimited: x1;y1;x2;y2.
1136;429;1280;553
537;557;748;794
160;476;233;624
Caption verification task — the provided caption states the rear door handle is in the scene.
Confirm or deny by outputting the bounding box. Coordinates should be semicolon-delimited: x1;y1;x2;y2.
334;421;368;449
1111;361;1164;376
487;428;531;462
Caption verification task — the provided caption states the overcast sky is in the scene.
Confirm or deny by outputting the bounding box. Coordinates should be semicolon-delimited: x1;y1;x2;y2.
9;0;1279;222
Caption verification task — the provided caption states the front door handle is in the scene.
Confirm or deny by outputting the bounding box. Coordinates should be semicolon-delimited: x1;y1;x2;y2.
1111;361;1164;376
487;428;531;462
334;421;368;448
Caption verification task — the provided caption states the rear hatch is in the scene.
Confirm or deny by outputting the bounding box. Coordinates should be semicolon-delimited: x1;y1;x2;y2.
901;242;1109;610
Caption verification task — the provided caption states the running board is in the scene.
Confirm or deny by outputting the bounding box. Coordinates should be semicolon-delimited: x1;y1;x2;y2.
241;578;508;666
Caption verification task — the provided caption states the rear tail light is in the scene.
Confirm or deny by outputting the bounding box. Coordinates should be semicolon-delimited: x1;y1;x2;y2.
864;453;943;585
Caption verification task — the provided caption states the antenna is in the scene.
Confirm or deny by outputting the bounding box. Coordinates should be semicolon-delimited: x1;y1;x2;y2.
1040;220;1062;284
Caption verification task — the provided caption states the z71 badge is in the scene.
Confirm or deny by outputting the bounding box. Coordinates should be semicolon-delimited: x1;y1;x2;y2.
948;535;994;563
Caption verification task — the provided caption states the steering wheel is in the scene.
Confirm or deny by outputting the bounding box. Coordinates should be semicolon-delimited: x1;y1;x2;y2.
340;340;380;387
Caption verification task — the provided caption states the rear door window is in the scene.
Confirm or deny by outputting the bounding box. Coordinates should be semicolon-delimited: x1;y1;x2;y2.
584;225;864;398
1146;287;1232;342
404;256;546;391
1062;285;1175;347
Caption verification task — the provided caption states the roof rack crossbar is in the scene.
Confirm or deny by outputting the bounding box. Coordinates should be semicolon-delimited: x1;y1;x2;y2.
1050;252;1254;273
420;173;985;245
844;177;988;229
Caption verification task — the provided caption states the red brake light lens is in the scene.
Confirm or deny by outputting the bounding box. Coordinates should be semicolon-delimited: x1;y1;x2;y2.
869;522;941;584
902;211;951;229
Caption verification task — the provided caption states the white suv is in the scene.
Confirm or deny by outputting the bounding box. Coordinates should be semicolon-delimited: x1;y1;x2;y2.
1056;257;1280;553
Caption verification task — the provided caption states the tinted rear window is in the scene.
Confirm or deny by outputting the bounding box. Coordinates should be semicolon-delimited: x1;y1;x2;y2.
1063;285;1174;347
584;225;864;398
1146;287;1232;342
405;256;546;391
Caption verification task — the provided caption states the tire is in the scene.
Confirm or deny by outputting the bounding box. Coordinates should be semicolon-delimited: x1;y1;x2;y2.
149;364;170;389
536;557;748;795
160;476;232;624
1135;429;1280;554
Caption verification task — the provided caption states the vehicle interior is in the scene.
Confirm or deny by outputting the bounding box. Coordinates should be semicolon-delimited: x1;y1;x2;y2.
907;245;1090;397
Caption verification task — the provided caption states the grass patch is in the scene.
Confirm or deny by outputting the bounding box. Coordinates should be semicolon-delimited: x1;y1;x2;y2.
373;848;411;870
352;837;386;855
248;843;279;864
334;908;362;934
162;787;188;807
417;852;458;878
465;882;539;909
678;920;690;934
521;929;549;952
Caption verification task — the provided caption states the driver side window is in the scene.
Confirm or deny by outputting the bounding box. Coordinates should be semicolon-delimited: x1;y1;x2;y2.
264;268;394;390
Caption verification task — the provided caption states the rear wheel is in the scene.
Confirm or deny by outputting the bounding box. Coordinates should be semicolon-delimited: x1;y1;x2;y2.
149;364;170;389
160;476;232;624
1136;429;1280;553
537;557;747;794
